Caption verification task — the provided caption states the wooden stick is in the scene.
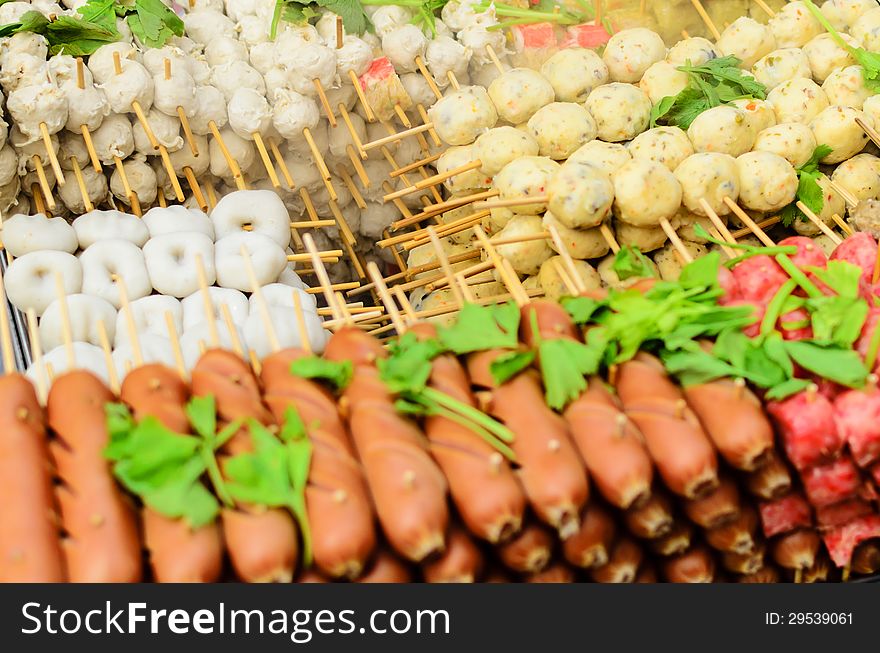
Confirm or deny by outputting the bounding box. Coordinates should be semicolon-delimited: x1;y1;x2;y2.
288;250;343;262
335;16;344;49
797;201;842;245
367;261;406;334
0;267;15;375
76;57;85;90
270;139;295;189
113;50;122;75
184;166;208;212
40;122;65;185
697;199;738;257
347;145;370;186
164;311;187;379
131;100;160;150
114;274;143;367
194;253;220;348
253;131;281;189
485;45;505;74
826;176;859;208
831;213;853;236
113;155;139;213
752;0;776;17
349;249;482;297
178;106;199;157
81;125;102;173
731;215;780;239
25;309;45;399
417;104;442;147
349;69;376;123
392;190;499;230
210;121;246;189
380;210;489;248
219;303;245;358
424;261;494;293
32;156;56;211
599;222;621;253
329;198;360;249
689;0;722;40
337;165;366;208
291;291;312;355
385;159;483;201
303;128;336;199
447;70;460;90
393;286;419;323
361;122;434;152
205;179;218;209
303;233;344;324
96;319;119;394
481;195;548;210
52;272;75;368
481;230;550;247
157;188;167;207
31;182;47;215
402;212;489;251
427;227;464;307
594;0;603;26
723;197;776;247
304;282;360;294
474;226;529;306
69;155;94;212
660;217;693;263
552;258;579;297
393;103;412;128
290;219;336;229
164;58;171;80
339;104;368;159
159;146;185;201
300;187;319;222
415;55;443;100
313;78;337;127
390;152;443;178
548;224;587;294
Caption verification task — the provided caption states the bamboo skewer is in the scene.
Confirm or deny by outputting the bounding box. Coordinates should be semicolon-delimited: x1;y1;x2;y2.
25;309;46;401
731;215;780;239
339;104;368;159
113;156;141;217
659;217;693;264
242;246;280;353
349;69;376;123
31;182;47;216
165;311;187;379
474;226;529;306
424;261;495;293
723;197;776;246
39;122;64;185
337;165;366;208
219;306;244;358
178;106;199;157
184;166;208;212
253;131;281;189
752;0;776;17
291;291;313;355
0;267;16;376
367;262;406;335
393;103;412;128
80;125;102;173
96;319;120;394
69;155;94;212
797;201;842;245
270;139;295;189
113;274;143;368
158;143;185;201
548;225;588;294
361;122;435;152
690;0;722;40
392;190;499;230
482;195;549;210
380;210;490;248
427;227;465;307
313;78;337;127
827;176;859;208
303;128;337;199
831;213;853;236
209;121;246;189
385;159;484;200
447;71;460;90
335;16;344;50
698;199;738;258
390;151;443;178
349;249;482;297
31;156;55;210
300;187;320;222
130;99;159;150
347;145;370;186
194;253;220;349
303;233;343;324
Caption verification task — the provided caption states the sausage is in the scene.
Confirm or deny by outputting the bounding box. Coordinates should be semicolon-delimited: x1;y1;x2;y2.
721;543;766;575
615;353;718;498
191;349;298;582
563;377;653;509
624;491;674;539
744;453;793;500
409;322;526;544
684;379;774;470
851;540;880;575
590;537;642;583
357;550;413;583
562;503;616;568
120;365;224;583
706;506;759;555
635;564;658;583
526;562;576;583
422;525;484;582
804;553;832;583
738;566;780;583
497;522;554;573
771;529;820;570
261;349;376;579
682;475;741;529
467;348;589;539
324;327;448;562
649;520;693;557
47;371;142;582
0;374;65;582
663;546;716;583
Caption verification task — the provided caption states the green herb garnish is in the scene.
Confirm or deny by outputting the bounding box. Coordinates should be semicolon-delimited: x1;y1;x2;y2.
290;356;353;390
804;0;880;91
780;144;834;226
438;301;520;354
612;245;656;281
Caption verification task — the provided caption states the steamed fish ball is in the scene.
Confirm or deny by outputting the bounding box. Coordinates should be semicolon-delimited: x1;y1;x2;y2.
628;126;694;172
613;159;682;227
214;232;287;291
204;36;248;67
665;37;720;66
547;161;614;229
753;122;817;167
272;88;320;140
436;145;493;193
188;85;228;135
751;48;812;90
494;156;560;215
2;212;77;256
527;102;597;160
830;153;880;202
99;61;154;114
820;0;876;31
675;207;726;243
112;335;176;382
73;210;149;248
852;7;880;51
359;201;400;239
142;205;214;239
736;151;799;212
822;66;872;110
143;232;215;298
39;294;117;351
7;83;67;142
732;98;777;134
541;48;609;103
115;295;183;346
802;32;858;82
0;144;16;186
493;215;553;276
383;24;428;73
602;28;666;83
211;189;291;248
58;165;108;214
90;113;134;164
28;342;109;390
228;88;272;139
111;158;159;207
639;61;689;103
716;17;777;68
336;36;373;77
80;239;152;309
543;212;610;261
183;8;236;44
584;83;651;142
182;287;249;330
654;241;709;281
567;140;632;176
793;176;844;235
810;105;872;163
687;106;755;156
472;127;539;178
400;72;438;109
768;2;823;48
153;69;197;117
428;85;498;146
674;152;740;217
5;251;82;316
209;128;255;179
132;107;183;154
328;112;366;160
488;68;555;125
64;85;110;133
211;61;266;103
539;256;601;301
767;77;829;124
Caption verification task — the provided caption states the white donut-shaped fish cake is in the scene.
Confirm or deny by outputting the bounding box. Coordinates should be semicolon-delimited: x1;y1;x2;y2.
115;295;183;346
39;293;117;351
142;205;214;239
80;239;152;309
72;209;150;248
214;232;287;292
211;189;291;247
2;212;77;256
181;287;249;330
143;232;215;298
5;250;82;316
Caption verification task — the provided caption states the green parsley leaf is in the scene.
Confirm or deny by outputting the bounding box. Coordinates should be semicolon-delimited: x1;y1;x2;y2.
612;245;656;281
780;144;834;226
679;55;766;99
290;356;353;390
783;340;868;388
662;348;739;386
562;295;608;325
489;350;535;385
124;0;184;49
315;0;370;35
439;301;520;354
0;11;49;38
378;331;444;394
538;337;603;410
76;0;119;32
765;378;813;401
809;260;863;298
678;251;721;290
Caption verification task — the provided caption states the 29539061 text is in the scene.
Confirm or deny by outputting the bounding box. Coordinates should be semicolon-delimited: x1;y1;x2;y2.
764;613;853;625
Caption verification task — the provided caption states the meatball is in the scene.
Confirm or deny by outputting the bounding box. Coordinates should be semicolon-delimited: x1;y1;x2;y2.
539;256;600;300
863;94;880;127
768;2;823;48
543;211;610;261
428;85;498;146
688;106;756;156
731;99;777;136
602;28;667;83
493;156;559;215
852;7;880;52
666;37;720;66
810;105;872;164
751;48;812;90
568;140;632;176
628;126;694;172
753;122;818;167
488;68;555;125
473;126;539;177
493;215;553;276
584;83;652;142
717;17;777;68
541;48;609;103
382;24;428;73
802;33;858;83
767;77;830;124
436;145;492;193
272;89;320;140
613;159;682;227
639;61;688;104
425;35;470;90
830;153;880;202
547;160;614;229
674;152;740;217
794;175;845;236
527;102;597;160
614;221;668;253
822;65;872;110
736;151;798;212
655;240;709;281
821;0;877;30
849;197;880;236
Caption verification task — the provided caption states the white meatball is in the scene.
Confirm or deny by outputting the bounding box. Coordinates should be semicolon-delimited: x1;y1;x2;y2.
488;68;555;125
272;88;320;140
73;209;149;248
153;70;197;117
336;36;373;77
182;287;248;330
280;44;337;94
541;48;609;103
458;26;506;67
602;28;666;83
0;145;16;186
58;165;107;214
382;24;427;73
99;62;154;113
831;152;880;201
428;85;498;146
210;61;265;102
493;215;553;276
64;85;110;133
614;222;667;253
736;151;798;212
598;251;659;287
132;107;183;154
188;85;228;135
754;122;818;167
1;31;48;60
613;159;682;227
249;42;275;75
539;256;600;300
568;140;632;176
730;98;778;135
228;88;272;139
7;83;67;142
473;126;539;177
810;105;872;163
494;156;559;215
687;106;755;156
211;189;291;247
400;72;438;109
628;126;694;172
822;65;872;109
716;17;777;68
371;5;414;37
769;2;823;48
666;37;721;66
852;7;880;51
426;35;470;90
142;47;192;80
752;48;812;90
87;43;141;84
768;77;830;123
357;201;398;239
5;251;81;316
205;36;248;67
542;212;609;261
90;114;134;163
183;9;236;44
547;161;614;229
328;111;366;159
585;83;652;142
821;0;876;30
435;145;492;194
674;153;740;217
167;134;209;177
803;33;858;82
527;102;597;160
110;158;156;207
214;232;287;291
639;60;689;103
39;294;116;352
861;93;880;127
2;213;77;256
209;128;256;180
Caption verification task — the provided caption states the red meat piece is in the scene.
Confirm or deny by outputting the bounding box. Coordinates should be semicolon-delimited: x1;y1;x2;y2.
833;388;880;467
801;457;861;507
515;22;557;49
359;57;394;89
830;232;878;297
816;499;874;529
779;307;813;341
716;266;740;303
731;255;789;305
767;391;842;470
778;236;828;271
759;493;813;538
822;514;880;567
561;23;612;48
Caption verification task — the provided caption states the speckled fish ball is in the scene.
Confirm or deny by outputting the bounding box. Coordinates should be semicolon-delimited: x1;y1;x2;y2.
614;221;668;253
767;77;830;124
602;28;666;83
613;159;683;227
751;48;812;90
493;156;559;215
639;60;689;104
674;152;741;217
473;126;540;177
493;215;553;276
830;153;880;202
736;151;799;212
768;2;824;48
567;140;632;176
547;160;614;229
822;65;872;110
753;122;818;167
821;0;877;31
731;98;777;135
666;37;721;66
526;102;597;160
628;126;694;172
810;105;872;164
802;33;858;83
655;241;709;281
852;7;880;51
541;48;609;103
584;83;652;142
428;85;498;146
543;211;610;261
794;176;845;236
716;17;777;68
539;256;600;301
488;68;555;125
687;106;756;156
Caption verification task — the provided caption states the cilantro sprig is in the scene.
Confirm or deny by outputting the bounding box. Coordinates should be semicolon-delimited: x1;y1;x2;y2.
804;0;880;91
272;0;371;39
780;144;835;227
0;10;118;55
438;301;521;354
290;356;353;390
612;246;656;281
